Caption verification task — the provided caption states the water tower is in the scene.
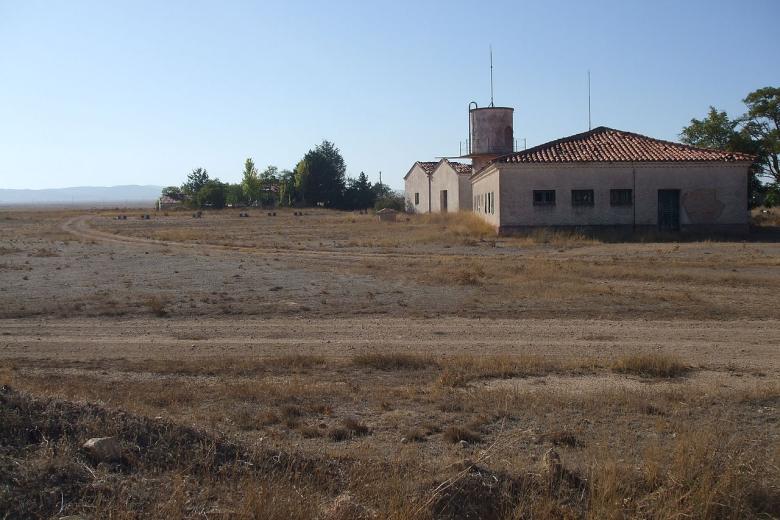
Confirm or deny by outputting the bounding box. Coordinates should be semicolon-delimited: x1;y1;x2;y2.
467;102;514;171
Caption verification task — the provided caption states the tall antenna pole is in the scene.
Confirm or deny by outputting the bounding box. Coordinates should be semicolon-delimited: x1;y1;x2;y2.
489;45;494;107
587;70;592;130
379;171;382;186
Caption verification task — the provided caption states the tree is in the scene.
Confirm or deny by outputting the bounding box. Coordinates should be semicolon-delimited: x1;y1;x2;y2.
742;87;780;186
161;186;184;200
681;107;763;207
241;158;261;205
182;168;209;199
374;191;405;211
343;171;376;209
278;169;296;206
259;165;279;206
225;183;244;207
295;140;346;207
196;179;227;208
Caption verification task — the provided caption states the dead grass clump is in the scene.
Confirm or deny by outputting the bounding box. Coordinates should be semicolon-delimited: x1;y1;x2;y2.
588;429;780;518
329;417;370;441
611;353;689;378
542;430;581;447
442;425;482;444
438;354;586;387
297;424;324;438
143;295;169;317
452;267;484;286
403;428;428;443
418;211;497;239
352;352;437;371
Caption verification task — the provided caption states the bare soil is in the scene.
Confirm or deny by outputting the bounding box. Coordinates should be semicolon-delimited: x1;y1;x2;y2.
0;208;778;519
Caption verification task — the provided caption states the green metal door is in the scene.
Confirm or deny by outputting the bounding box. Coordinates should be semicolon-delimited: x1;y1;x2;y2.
658;190;680;231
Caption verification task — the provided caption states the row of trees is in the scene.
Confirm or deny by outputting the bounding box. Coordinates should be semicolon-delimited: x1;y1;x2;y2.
680;86;779;207
161;141;403;210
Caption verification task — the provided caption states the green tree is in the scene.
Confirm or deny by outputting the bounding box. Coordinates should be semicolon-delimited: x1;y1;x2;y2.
742;87;780;186
182;168;209;199
295;140;346;207
225;183;244;207
344;171;376;209
374;191;405;211
259;165;279;206
241;158;260;205
196;179;227;208
681;107;763;207
161;186;184;200
278;169;296;206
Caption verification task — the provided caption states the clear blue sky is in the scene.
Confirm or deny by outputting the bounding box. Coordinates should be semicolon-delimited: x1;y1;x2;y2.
1;0;777;190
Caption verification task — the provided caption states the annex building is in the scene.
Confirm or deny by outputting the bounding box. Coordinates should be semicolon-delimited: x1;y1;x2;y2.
405;104;753;234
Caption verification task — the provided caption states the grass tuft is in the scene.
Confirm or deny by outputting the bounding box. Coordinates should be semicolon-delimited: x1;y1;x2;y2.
352;352;437;371
611;353;689;378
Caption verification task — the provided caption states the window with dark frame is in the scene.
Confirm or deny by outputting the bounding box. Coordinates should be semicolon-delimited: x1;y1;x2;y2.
610;189;633;206
572;189;594;206
414;192;419;205
533;190;556;206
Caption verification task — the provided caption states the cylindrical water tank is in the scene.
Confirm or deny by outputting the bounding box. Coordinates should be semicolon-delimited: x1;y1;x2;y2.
469;107;514;156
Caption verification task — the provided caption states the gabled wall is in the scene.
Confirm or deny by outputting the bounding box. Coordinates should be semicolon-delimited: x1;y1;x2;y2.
430;161;473;212
404;164;431;213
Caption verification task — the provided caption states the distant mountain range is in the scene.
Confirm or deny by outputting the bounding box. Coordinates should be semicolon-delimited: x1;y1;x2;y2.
0;185;164;205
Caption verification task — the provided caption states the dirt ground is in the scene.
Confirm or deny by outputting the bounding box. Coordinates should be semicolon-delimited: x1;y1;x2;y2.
0;207;778;519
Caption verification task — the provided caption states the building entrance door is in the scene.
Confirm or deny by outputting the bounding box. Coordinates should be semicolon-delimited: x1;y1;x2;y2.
658;190;680;231
440;190;448;212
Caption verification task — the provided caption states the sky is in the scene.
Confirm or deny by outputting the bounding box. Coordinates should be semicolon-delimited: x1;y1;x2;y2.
0;0;778;191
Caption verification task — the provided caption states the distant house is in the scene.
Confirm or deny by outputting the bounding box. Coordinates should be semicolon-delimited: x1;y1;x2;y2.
156;195;182;211
472;127;754;234
404;159;472;213
403;161;437;213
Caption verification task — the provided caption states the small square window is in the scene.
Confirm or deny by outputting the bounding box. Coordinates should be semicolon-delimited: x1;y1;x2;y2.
414;193;419;205
533;190;556;206
610;189;632;206
572;189;594;206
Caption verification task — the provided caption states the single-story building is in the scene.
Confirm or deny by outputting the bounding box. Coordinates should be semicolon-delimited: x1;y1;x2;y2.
404;161;438;213
404;159;473;213
156;195;182;211
471;126;754;234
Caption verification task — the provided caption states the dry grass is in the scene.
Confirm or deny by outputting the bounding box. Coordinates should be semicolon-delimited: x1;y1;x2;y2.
438;354;597;387
442;425;483;444
352;352;437;371
611;353;690;378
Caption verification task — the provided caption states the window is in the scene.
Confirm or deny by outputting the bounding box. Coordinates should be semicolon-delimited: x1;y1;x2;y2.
490;192;495;214
414;192;419;205
533;190;555;206
572;189;594;206
610;189;633;206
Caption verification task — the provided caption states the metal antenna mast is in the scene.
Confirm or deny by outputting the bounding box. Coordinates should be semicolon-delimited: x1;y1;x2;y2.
587;70;592;130
489;45;494;107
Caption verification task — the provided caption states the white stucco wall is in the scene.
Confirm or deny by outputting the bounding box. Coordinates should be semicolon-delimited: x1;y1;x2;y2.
458;172;473;211
471;165;501;228
430;162;461;213
404;164;431;213
472;162;749;230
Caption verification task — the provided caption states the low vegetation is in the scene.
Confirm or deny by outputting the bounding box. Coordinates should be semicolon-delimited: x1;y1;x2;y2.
611;353;690;378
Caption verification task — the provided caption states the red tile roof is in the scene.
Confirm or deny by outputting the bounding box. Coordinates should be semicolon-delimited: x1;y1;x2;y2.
447;160;473;175
492;127;755;166
417;161;438;174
